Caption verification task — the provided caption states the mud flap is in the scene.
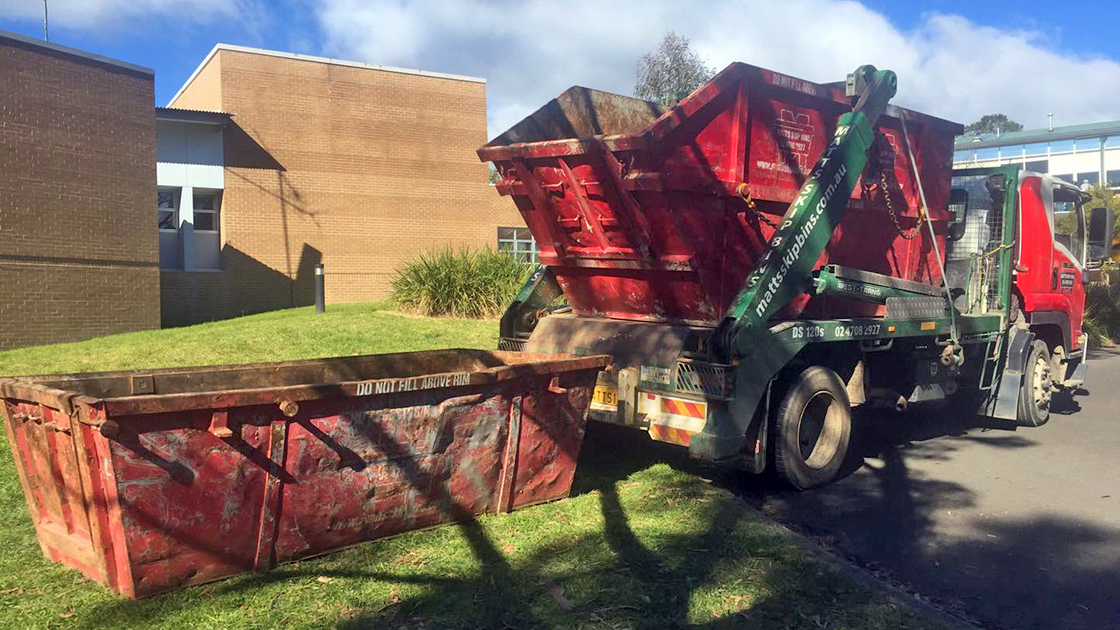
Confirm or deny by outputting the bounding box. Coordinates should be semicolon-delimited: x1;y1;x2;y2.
690;331;793;472
984;325;1034;421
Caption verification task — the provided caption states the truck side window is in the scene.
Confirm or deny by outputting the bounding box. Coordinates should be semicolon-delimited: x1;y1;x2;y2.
1052;186;1086;265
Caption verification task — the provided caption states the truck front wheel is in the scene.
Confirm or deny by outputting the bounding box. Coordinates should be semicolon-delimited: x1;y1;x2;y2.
773;366;852;490
1017;340;1052;427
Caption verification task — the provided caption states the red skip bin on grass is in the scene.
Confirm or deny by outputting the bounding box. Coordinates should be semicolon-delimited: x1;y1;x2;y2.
0;349;607;598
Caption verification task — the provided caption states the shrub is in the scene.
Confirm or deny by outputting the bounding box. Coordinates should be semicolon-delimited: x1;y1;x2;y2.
391;247;534;318
1083;280;1120;347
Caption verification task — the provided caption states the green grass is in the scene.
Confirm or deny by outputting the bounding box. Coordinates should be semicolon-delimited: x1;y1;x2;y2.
0;305;943;629
0;302;497;377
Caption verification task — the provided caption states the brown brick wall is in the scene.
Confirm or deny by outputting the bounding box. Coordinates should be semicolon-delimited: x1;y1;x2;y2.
0;35;159;351
166;49;527;324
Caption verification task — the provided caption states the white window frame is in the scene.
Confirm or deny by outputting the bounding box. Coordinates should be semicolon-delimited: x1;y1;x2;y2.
498;227;538;263
157;189;178;232
192;190;221;234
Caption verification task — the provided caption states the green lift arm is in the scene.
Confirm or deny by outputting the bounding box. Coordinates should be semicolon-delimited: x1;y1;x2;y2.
712;65;899;359
691;66;900;465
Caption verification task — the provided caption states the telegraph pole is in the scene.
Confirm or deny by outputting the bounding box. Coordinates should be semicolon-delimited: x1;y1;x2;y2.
43;0;49;41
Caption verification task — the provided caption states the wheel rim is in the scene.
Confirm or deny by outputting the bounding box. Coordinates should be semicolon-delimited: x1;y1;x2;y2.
797;392;845;470
1032;355;1052;413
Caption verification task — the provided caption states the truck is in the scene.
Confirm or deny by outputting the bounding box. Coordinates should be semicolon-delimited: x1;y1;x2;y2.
479;62;1114;489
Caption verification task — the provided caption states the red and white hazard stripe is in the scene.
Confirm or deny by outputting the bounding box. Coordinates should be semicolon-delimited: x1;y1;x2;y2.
642;392;707;447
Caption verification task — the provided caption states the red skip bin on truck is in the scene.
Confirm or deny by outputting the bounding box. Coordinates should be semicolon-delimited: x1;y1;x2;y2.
483;61;1112;490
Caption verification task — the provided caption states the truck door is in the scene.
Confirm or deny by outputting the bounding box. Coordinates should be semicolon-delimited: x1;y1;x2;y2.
1015;174;1086;351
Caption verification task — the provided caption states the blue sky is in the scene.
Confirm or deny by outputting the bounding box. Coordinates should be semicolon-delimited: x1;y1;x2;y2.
3;0;1120;138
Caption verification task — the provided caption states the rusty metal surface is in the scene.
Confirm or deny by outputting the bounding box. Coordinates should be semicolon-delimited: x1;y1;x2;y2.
486;86;667;146
0;350;605;598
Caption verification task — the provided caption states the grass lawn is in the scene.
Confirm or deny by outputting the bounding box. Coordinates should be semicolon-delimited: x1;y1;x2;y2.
0;304;943;629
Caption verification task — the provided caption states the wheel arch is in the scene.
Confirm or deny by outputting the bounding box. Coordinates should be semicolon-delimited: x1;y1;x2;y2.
1027;310;1070;353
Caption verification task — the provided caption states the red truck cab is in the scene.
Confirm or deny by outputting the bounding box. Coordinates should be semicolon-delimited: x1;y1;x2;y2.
1016;173;1090;365
949;168;1111;427
1008;171;1114;421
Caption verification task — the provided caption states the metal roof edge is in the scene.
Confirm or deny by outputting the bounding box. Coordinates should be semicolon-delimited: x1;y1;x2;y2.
0;28;153;76
955;120;1120;150
215;43;486;83
169;43;485;106
155;106;233;125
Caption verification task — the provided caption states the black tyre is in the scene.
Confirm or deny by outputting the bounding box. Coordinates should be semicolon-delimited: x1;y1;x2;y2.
773;366;852;490
1017;340;1052;427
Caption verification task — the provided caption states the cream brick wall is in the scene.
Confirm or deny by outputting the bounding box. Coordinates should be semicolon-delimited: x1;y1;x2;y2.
165;48;527;325
168;52;221;112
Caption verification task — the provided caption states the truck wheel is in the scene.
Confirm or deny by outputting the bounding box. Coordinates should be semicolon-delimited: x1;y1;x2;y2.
773;366;852;490
1017;340;1052;427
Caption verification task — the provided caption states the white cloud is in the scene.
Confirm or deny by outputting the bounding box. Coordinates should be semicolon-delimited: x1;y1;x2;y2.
312;0;1120;139
0;0;246;29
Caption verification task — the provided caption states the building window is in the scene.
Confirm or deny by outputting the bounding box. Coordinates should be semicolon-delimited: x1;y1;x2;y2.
1107;170;1120;187
193;192;220;232
498;227;538;263
158;189;180;270
1078;172;1100;187
193;190;222;270
158;190;178;230
1024;160;1048;174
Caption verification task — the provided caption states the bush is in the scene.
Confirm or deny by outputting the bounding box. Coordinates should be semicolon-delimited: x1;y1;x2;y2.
390;247;533;318
1084;280;1120;347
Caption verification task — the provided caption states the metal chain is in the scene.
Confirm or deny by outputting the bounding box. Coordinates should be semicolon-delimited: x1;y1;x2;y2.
880;167;925;240
873;134;926;241
735;183;780;230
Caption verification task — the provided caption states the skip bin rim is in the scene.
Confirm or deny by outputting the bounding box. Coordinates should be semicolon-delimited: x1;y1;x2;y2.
477;61;962;162
0;349;611;419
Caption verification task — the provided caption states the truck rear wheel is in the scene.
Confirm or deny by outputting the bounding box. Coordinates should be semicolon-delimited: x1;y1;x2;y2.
773;366;852;490
1017;340;1052;427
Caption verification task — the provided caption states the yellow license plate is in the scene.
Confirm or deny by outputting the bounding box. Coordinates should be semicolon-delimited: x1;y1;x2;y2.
592;385;618;409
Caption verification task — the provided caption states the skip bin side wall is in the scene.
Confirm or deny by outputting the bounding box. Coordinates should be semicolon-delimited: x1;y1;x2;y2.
1;351;602;598
0;401;132;595
483;62;962;325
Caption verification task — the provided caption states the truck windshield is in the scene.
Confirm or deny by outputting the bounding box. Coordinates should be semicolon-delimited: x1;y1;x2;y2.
1053;186;1086;266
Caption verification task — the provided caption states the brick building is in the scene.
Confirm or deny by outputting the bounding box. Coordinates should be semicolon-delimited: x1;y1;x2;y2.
160;44;528;326
0;31;159;351
0;35;530;349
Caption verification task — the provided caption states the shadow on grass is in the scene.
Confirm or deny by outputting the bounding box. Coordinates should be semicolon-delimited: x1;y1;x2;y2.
23;383;1120;630
64;420;927;630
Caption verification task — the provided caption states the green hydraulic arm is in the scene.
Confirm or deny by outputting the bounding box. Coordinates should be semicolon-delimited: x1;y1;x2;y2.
690;65;900;464
711;65;899;360
499;264;564;347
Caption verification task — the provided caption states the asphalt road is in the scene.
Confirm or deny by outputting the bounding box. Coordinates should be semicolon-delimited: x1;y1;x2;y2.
736;348;1120;629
